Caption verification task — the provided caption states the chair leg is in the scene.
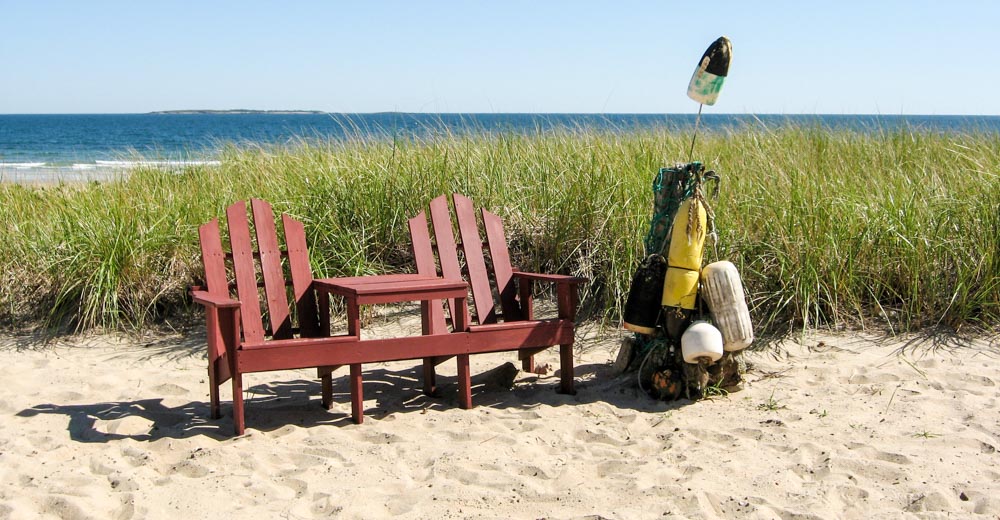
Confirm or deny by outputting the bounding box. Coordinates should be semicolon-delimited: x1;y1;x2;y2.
521;355;535;373
350;364;363;424
422;358;437;396
457;354;472;409
208;364;221;420
559;343;576;395
231;373;245;435
321;372;333;410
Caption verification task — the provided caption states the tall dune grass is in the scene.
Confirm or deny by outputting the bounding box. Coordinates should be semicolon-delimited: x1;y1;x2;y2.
1;124;997;336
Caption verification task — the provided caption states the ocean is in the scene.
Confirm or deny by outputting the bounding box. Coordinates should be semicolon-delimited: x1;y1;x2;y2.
2;113;999;182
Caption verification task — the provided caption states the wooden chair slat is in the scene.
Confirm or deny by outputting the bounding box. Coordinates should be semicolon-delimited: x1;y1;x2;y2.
251;199;293;340
283;213;319;337
409;211;447;333
199;218;230;297
453;194;496;324
409;211;436;276
226;200;266;344
482;208;521;322
429;195;462;323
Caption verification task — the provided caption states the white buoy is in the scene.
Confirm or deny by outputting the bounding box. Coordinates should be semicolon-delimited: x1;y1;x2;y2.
681;320;724;364
701;261;754;351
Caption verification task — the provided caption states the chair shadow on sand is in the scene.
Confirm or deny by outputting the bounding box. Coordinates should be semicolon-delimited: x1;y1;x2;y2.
17;353;690;443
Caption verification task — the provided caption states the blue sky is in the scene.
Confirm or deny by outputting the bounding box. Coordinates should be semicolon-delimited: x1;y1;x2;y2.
2;1;997;115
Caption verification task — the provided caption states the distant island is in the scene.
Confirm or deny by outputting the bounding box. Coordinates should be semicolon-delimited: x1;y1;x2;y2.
149;109;326;115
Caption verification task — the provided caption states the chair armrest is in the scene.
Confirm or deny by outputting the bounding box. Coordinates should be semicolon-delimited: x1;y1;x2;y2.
512;271;588;285
190;290;241;309
512;271;586;322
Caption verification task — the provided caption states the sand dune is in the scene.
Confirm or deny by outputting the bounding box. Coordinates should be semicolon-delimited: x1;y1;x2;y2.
0;322;997;519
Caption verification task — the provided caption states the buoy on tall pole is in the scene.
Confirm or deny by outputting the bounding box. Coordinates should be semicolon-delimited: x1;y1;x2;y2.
686;36;732;160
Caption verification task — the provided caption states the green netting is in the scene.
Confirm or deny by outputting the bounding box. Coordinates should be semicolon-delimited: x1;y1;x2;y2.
643;162;718;256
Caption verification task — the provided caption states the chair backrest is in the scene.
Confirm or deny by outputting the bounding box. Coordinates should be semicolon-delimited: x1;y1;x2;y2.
408;194;522;328
198;199;319;343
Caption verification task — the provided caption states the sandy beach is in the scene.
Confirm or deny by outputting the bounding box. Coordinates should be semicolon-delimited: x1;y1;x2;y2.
0;317;997;519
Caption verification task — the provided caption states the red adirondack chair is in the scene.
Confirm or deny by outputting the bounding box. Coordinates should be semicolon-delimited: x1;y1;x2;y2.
408;194;587;406
193;197;585;435
192;199;469;435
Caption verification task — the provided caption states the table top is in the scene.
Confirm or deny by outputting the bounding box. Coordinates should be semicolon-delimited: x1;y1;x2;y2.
314;274;468;304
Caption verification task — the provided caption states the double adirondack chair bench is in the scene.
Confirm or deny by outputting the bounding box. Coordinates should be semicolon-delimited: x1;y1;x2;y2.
192;195;586;435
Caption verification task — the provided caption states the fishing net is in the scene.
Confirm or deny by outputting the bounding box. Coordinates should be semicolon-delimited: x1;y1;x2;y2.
623;162;746;400
644;162;718;256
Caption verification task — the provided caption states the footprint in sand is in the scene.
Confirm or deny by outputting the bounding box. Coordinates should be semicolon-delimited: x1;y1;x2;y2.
684;428;738;447
834;456;907;483
385;495;417;516
970;493;1000;515
595;460;634;478
512;410;544;420
151;383;188;396
515;464;555;480
277;477;309;499
88;455;119;476
53;390;85;402
676;464;704;483
168;459;211;478
40;496;88;520
847;370;901;385
845;442;912;465
730;427;764;441
121;446;151;467
574;427;626;446
282;451;329;470
301;446;351;465
836;483;870;502
305;493;344;516
107;470;140;493
111;493;138;520
363;431;406;444
903;490;956;513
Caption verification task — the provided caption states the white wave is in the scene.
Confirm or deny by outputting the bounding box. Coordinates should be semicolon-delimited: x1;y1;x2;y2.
94;160;221;168
71;164;97;170
0;162;47;169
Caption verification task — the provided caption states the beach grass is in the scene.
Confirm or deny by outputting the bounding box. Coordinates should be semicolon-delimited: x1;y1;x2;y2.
1;124;998;336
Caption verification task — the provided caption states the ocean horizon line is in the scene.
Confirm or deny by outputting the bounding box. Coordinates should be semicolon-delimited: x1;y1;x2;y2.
3;111;1000;117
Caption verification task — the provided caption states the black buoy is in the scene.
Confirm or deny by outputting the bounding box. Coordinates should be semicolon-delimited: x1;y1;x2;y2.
623;254;668;335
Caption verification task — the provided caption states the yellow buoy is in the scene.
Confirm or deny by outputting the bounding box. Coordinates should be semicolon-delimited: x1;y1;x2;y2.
661;198;707;309
667;198;707;271
661;267;699;309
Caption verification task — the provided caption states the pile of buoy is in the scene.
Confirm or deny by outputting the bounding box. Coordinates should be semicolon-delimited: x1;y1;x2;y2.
620;164;753;400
